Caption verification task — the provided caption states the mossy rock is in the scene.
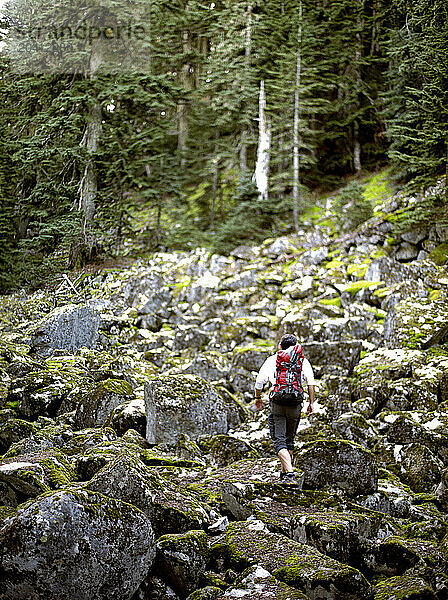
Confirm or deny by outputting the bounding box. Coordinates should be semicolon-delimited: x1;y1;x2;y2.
223;520;370;600
0;419;37;454
295;439;378;496
372;574;437;600
428;242;448;266
0;488;155;600
197;434;260;467
364;535;447;576
0;451;76;506
156;530;210;597
219;565;309;600
185;586;222;600
85;453;211;538
74;379;134;429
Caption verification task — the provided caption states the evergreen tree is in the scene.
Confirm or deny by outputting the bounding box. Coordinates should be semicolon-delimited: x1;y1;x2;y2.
385;0;448;189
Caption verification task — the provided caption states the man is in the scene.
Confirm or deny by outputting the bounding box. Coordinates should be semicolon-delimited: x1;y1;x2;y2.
254;333;315;485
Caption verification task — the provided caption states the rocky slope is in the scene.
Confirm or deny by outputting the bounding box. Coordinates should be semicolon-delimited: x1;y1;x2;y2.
1;181;448;600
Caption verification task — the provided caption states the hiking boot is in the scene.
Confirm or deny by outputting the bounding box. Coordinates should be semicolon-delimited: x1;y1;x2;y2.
279;472;287;481
281;472;298;485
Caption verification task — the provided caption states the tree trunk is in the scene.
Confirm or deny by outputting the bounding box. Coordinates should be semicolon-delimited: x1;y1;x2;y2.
292;1;302;233
211;130;219;231
253;80;271;202
79;101;102;223
178;5;193;167
353;16;362;173
240;2;253;173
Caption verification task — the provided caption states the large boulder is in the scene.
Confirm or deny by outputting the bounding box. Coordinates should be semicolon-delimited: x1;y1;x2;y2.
155;530;210;597
85;453;211;537
302;341;362;374
0;488;155;600
222;520;370;600
30;304;101;356
295;439;378;496
144;375;228;446
74;379;135;429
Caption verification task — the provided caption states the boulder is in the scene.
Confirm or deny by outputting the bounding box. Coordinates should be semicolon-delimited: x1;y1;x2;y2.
282;276;314;299
144;375;228;446
155;530;210;597
0;451;75;506
7;368;80;419
0;488;155;600
85;453;211;537
302;341;362;374
222;520;370;600
363;535;446;576
74;379;135;429
0;419;36;454
197;434;260;467
107;398;146;437
395;242;419;262
393;443;442;493
371;574;437;600
30;304;101;356
295;439;378;495
217;565;308;599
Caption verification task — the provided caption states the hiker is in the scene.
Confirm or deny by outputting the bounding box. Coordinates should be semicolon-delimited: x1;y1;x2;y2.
254;333;315;484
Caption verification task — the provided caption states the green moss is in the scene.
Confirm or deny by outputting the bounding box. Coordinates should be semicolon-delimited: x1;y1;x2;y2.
343;280;384;296
372;574;437;600
428;242;448;266
318;297;342;307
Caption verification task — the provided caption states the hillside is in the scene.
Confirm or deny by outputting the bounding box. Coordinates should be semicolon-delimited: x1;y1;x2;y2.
1;179;448;600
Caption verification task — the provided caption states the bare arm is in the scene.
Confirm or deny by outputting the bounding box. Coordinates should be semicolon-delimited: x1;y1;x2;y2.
306;385;315;415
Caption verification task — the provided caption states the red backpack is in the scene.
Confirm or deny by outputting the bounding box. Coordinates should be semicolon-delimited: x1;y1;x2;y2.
270;344;304;406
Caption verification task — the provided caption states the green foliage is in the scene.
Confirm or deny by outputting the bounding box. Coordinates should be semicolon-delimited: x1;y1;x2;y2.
212;173;275;254
393;188;447;236
333;181;374;232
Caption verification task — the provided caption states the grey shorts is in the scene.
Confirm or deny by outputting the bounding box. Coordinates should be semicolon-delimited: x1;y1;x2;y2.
268;401;302;454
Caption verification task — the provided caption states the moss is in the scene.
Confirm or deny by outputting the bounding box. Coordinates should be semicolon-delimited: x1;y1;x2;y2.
428;242;448;266
0;505;17;526
343;280;384;296
372;574;437;600
318;297;342;307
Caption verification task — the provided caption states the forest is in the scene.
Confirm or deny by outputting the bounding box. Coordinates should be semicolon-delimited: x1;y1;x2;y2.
0;0;447;290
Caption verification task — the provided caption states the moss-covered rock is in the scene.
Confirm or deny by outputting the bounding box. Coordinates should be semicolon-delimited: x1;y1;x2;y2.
394;443;442;493
74;378;135;429
217;565;309;599
295;439;378;496
197;434;260;467
383;296;448;350
156;530;210;597
372;574;437;600
223;520;370;600
363;535;447;576
0;488;155;600
144;375;229;446
0;418;36;454
0;451;75;506
85;453;211;537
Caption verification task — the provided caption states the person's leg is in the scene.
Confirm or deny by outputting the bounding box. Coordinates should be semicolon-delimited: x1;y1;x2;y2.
269;403;291;472
285;403;302;464
278;447;294;473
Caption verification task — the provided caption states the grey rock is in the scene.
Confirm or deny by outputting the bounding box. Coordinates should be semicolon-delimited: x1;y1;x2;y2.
302;246;329;265
155;530;210;597
401;227;429;245
223;520;370;600
221;565;308;599
395;242;419;262
296;439;378;495
145;375;228;446
75;379;135;429
263;237;297;257
0;489;155;600
86;454;210;538
30;305;101;356
302;340;362;373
